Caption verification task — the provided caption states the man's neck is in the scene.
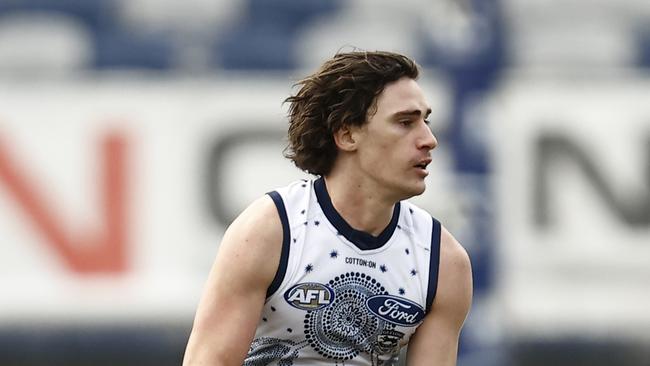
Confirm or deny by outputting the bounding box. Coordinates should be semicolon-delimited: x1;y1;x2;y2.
322;173;397;237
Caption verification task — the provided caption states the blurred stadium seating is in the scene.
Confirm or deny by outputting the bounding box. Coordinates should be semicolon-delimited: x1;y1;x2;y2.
1;0;649;365
0;0;649;74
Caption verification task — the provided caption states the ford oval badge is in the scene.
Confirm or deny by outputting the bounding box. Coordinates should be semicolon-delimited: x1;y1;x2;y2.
366;295;425;326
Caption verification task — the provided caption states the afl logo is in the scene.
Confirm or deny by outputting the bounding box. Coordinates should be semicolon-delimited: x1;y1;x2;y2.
284;283;335;311
366;295;425;326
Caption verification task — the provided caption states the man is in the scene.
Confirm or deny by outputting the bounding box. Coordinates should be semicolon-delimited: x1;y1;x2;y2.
183;50;472;365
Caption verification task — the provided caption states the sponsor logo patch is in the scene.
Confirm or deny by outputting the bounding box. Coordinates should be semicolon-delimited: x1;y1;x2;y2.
366;295;425;326
284;282;335;310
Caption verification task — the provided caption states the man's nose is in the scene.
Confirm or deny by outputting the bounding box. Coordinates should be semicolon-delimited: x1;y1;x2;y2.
417;122;438;151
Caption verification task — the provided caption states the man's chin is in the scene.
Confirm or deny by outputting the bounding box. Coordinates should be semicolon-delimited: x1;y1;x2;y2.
412;185;426;197
397;183;426;200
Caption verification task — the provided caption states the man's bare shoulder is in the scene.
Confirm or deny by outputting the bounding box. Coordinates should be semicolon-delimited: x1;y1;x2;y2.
184;195;284;366
215;194;284;286
432;225;473;325
226;194;283;245
439;226;472;279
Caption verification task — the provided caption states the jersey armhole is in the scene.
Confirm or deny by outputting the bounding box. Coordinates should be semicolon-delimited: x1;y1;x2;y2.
265;191;291;298
425;217;442;313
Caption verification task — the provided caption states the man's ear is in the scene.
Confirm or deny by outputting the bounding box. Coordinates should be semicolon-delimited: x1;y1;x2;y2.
333;125;358;152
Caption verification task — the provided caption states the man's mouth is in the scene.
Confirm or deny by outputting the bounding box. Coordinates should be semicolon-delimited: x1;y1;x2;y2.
414;158;432;169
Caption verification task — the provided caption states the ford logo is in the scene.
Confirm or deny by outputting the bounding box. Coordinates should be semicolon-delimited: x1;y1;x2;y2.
366;295;425;326
284;282;335;311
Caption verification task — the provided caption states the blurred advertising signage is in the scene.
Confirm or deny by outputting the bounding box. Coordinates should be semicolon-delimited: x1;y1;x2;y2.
0;79;299;324
490;77;650;340
0;78;451;324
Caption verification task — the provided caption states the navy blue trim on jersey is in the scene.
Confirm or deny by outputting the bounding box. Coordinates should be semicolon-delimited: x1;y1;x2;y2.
266;191;291;298
314;177;400;251
425;217;442;313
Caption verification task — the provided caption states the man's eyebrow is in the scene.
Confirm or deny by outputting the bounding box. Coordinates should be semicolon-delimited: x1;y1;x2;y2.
393;108;432;118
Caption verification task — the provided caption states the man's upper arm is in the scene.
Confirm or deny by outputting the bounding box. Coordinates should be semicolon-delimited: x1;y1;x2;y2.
183;195;284;366
406;225;473;366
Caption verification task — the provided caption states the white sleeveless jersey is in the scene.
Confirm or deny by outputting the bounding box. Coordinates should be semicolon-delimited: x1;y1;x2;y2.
244;178;441;366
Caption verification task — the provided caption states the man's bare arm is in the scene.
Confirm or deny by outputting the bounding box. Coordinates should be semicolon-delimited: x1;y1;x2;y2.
406;226;473;366
183;195;283;366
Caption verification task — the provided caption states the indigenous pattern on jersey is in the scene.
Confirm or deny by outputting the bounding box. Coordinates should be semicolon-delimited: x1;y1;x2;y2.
244;178;441;366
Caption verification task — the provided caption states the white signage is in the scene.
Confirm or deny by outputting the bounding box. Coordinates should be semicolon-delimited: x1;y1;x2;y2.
489;75;650;340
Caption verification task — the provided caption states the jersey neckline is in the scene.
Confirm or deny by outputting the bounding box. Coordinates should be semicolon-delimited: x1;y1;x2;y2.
314;177;400;251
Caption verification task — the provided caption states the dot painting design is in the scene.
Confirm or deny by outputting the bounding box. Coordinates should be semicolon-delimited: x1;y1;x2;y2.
245;337;308;366
303;272;395;360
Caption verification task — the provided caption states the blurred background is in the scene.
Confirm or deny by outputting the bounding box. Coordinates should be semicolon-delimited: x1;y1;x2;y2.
0;0;649;365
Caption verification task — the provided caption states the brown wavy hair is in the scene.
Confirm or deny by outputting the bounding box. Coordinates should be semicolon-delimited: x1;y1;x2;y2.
284;50;420;176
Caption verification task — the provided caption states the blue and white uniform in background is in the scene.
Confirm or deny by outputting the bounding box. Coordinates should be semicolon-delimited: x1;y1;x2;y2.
244;177;442;366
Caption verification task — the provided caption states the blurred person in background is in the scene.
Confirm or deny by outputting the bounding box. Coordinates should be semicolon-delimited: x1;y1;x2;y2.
182;50;472;366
